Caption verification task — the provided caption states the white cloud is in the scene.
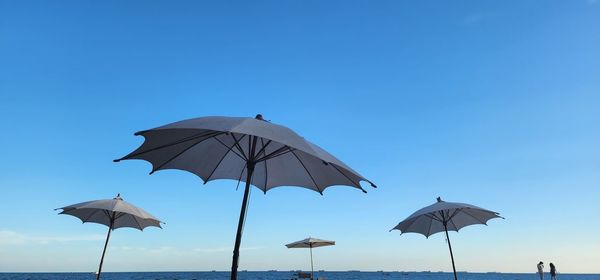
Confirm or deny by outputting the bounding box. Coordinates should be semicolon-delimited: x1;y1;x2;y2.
112;245;176;254
193;246;231;253
194;246;261;253
0;230;104;246
111;245;262;254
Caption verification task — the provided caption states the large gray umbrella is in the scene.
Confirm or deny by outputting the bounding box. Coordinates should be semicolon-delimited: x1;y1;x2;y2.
286;237;335;279
56;194;162;280
114;114;375;280
390;197;502;280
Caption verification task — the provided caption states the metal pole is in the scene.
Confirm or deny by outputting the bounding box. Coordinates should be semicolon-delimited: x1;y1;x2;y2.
97;215;114;280
443;222;458;280
231;164;254;280
310;244;314;280
231;136;258;280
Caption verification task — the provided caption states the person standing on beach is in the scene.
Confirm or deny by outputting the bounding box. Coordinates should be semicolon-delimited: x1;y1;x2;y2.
537;261;545;280
550;263;557;280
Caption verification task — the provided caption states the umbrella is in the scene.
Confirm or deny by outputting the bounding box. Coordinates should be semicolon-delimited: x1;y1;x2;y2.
390;197;502;280
56;194;163;280
114;114;375;280
286;237;335;279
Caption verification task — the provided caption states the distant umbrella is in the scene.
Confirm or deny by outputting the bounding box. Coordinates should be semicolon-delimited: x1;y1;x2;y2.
114;114;375;280
390;197;502;280
56;194;163;280
286;237;335;280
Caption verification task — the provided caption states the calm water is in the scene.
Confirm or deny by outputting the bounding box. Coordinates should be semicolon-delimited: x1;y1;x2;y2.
0;272;598;280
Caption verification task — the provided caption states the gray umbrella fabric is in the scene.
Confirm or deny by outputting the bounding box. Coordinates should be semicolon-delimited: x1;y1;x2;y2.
115;115;375;193
286;237;335;279
56;194;162;280
115;114;375;280
391;197;502;280
391;197;501;237
286;237;335;248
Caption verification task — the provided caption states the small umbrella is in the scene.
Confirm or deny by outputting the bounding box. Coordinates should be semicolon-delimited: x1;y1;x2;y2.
56;194;163;280
286;237;335;280
390;197;502;280
114;114;375;280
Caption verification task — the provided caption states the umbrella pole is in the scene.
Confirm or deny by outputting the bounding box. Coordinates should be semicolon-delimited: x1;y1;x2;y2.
443;223;458;280
310;245;314;280
97;218;114;280
231;163;255;280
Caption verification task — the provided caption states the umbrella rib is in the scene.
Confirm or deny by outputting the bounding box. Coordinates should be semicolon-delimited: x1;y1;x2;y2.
425;213;434;220
230;134;248;161
235;162;248;191
329;163;365;192
290;150;321;194
448;209;461;220
133;215;144;231
265;148;293;161
84;209;111;225
116;130;222;161
427;213;444;223
114;212;126;222
449;217;459;232
254;139;272;160
264;159;268;192
247;133;252;160
150;133;224;174
275;147;294;158
213;135;246;160
104;210;112;221
259;138;269;192
205;135;246;182
439;210;446;222
426;216;435;237
461;209;489;225
255;146;292;162
81;209;100;223
398;217;420;233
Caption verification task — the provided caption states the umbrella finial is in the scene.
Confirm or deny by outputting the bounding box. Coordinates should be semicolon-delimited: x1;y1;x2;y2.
437;196;443;202
115;193;122;200
255;114;270;122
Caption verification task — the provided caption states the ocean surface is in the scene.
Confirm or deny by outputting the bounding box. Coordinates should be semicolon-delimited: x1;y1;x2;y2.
1;272;598;280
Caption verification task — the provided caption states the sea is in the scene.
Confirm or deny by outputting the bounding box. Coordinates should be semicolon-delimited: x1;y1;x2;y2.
0;272;598;280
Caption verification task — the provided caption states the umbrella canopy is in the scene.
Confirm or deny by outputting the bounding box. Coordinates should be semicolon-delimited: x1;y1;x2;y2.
115;115;375;194
390;197;502;280
286;237;335;248
115;114;375;280
57;194;162;231
391;197;502;237
56;194;162;280
286;237;335;279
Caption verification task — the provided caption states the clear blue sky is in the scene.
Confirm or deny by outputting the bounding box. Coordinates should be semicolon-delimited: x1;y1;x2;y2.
1;0;598;274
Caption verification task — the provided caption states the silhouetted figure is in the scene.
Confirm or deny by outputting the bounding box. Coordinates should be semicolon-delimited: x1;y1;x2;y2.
550;263;557;280
537;261;544;280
